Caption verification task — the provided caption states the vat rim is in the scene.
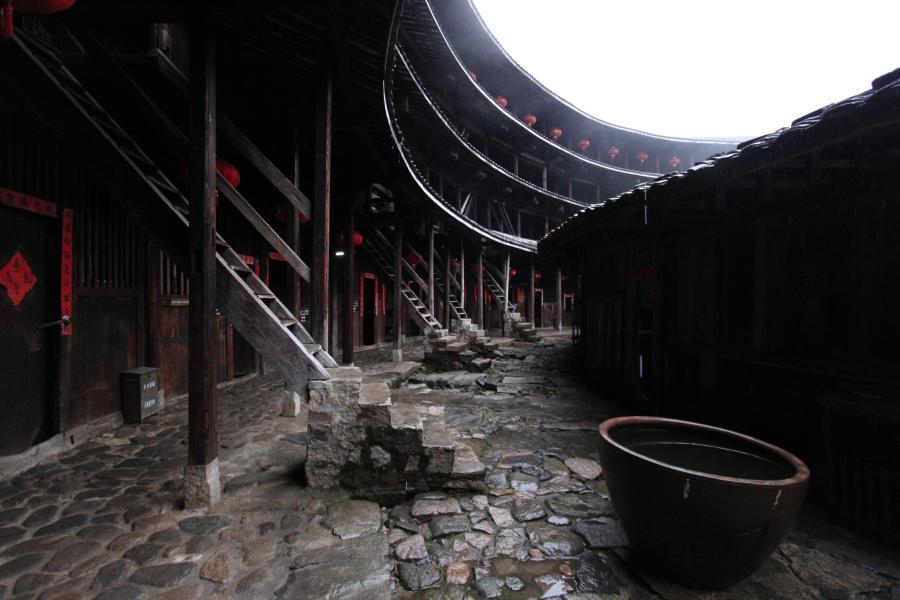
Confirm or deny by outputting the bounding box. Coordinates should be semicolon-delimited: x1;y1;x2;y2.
599;416;810;489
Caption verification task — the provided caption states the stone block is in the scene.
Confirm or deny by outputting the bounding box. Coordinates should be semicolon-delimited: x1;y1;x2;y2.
183;459;221;508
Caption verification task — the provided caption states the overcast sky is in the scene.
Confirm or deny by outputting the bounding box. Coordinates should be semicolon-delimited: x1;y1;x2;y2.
471;0;899;140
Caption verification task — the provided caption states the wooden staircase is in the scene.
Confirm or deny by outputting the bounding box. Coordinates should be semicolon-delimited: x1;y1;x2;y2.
361;228;445;337
11;32;335;389
483;262;512;312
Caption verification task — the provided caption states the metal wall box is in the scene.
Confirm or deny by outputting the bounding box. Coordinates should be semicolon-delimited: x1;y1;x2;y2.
121;367;160;423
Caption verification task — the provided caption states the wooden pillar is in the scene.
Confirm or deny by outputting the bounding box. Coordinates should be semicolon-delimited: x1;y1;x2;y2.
286;123;302;318
528;259;535;326
476;245;483;328
342;203;355;364
459;243;466;318
556;266;563;332
186;16;219;507
502;250;510;336
146;246;162;369
393;220;403;363
427;218;435;316
444;243;451;326
311;72;332;350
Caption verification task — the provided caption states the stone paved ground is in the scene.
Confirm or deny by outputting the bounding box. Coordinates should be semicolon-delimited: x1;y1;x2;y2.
0;337;898;599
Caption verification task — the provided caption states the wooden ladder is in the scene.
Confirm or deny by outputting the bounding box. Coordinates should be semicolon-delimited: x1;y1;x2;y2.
12;32;335;389
361;229;444;335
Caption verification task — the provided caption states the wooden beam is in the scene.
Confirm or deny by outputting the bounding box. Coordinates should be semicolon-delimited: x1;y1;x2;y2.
188;17;217;467
476;245;484;328
444;242;451;326
427;218;435;315
528;260;535;326
343;199;355;365
393;220;403;362
556;266;563;332
286;124;302;318
503;251;510;336
311;72;332;350
460;243;466;317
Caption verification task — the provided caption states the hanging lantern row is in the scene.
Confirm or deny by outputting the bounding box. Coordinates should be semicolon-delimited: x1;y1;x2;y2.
335;231;364;248
475;80;667;170
1;0;76;40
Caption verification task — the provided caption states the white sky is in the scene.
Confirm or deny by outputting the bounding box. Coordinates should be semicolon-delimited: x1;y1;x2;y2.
472;0;900;140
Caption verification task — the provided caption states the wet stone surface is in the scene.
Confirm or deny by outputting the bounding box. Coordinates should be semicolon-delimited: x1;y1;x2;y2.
0;336;896;599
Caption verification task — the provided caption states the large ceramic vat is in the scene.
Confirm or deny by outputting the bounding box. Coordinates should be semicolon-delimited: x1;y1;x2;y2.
598;416;809;589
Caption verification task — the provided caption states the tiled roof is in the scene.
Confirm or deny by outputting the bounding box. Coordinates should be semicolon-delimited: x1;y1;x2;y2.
540;69;900;250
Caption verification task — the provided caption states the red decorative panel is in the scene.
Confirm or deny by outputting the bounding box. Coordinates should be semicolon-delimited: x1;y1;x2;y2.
60;209;73;335
0;251;37;306
0;187;58;218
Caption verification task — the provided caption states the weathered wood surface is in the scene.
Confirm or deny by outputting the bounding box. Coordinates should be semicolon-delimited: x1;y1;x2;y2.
311;73;332;350
188;20;217;466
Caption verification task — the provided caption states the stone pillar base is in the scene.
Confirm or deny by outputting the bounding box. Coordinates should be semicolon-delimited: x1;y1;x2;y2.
184;458;221;508
393;348;403;363
281;386;307;417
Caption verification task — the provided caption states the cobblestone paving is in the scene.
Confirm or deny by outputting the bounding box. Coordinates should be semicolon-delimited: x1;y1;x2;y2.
0;337;898;600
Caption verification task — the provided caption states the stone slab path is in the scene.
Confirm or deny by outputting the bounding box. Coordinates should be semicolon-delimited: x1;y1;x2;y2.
0;337;898;599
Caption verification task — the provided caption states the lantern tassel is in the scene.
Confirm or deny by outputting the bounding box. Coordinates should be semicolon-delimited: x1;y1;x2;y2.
1;1;13;41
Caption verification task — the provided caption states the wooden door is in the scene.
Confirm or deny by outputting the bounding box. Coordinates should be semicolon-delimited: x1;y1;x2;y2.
0;206;57;455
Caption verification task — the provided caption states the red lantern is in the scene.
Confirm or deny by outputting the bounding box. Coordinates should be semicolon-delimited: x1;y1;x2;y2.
3;0;76;40
534;271;543;281
549;127;563;141
336;231;364;247
607;146;620;160
522;114;537;127
11;0;75;12
577;139;591;153
468;70;477;81
405;253;423;268
669;156;682;169
216;158;241;188
495;96;508;109
637;151;649;165
508;267;517;278
298;212;310;224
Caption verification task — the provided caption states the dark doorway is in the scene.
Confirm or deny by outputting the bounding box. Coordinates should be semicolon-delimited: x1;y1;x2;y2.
0;206;57;455
362;274;376;346
534;289;543;327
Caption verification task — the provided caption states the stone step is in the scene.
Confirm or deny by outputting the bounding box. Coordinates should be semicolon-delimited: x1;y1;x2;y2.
451;318;472;329
389;403;424;431
358;382;392;428
444;341;468;353
423;419;455;475
451;441;486;478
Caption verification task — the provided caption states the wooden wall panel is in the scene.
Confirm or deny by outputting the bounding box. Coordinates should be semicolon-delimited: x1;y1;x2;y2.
69;295;140;423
